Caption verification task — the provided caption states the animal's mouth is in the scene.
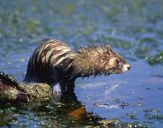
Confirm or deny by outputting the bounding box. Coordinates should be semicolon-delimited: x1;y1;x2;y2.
122;64;131;72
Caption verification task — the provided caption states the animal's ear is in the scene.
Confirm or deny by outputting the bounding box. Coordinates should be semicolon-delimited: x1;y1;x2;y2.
101;55;108;63
109;48;116;56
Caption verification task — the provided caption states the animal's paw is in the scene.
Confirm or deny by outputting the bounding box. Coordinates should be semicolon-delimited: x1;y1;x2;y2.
52;84;61;101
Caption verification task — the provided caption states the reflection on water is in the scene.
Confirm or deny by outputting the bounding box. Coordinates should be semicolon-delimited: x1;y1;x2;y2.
0;0;163;127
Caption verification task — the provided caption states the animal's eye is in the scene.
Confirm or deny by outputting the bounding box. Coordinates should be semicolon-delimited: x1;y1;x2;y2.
115;59;120;65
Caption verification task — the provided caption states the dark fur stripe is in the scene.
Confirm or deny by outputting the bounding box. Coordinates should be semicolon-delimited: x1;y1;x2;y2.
24;39;74;84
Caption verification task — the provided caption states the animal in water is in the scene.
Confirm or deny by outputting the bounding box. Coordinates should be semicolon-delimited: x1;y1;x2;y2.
24;39;131;97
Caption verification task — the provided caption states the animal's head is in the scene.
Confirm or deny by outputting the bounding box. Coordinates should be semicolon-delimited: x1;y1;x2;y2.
97;45;131;74
74;45;131;77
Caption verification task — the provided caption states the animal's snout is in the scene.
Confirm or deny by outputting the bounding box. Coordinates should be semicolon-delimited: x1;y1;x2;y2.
127;65;131;70
122;64;131;72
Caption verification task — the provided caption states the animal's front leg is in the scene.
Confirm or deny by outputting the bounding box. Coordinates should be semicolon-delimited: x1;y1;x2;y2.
60;79;75;92
60;80;75;98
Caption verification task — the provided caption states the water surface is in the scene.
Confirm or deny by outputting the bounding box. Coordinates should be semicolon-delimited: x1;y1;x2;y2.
0;0;163;127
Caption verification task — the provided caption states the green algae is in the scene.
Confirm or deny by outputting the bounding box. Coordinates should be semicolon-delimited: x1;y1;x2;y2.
146;51;163;65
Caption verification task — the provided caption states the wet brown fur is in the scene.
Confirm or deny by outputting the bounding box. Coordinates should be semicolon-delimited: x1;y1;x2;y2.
74;45;127;76
24;39;129;94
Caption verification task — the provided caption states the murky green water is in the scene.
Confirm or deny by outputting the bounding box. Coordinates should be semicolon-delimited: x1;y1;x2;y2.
0;0;163;127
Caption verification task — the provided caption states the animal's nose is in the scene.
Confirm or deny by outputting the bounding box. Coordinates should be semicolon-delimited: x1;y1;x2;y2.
127;65;131;70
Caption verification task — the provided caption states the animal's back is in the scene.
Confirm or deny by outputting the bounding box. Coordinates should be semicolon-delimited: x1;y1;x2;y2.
24;39;75;84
